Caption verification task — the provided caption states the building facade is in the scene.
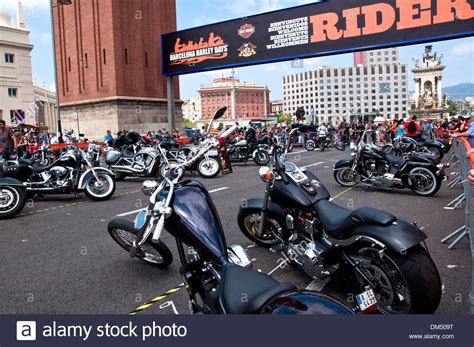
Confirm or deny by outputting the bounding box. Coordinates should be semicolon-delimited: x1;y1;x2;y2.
33;83;57;130
198;77;270;123
271;100;284;114
358;48;399;66
283;48;409;123
52;0;182;139
0;7;35;125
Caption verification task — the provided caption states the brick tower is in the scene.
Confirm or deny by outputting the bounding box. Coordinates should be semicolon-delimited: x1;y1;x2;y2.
52;0;182;139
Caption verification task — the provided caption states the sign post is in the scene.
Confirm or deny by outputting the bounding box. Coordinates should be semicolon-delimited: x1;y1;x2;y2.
73;111;80;137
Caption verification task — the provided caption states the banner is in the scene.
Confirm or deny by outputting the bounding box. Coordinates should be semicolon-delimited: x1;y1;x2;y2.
161;0;474;75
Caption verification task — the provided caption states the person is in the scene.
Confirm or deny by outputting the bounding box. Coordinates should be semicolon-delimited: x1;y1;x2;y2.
378;123;386;145
451;112;474;147
50;132;60;144
15;131;29;159
104;130;113;145
318;122;328;151
0;120;17;159
404;116;420;139
424;120;434;139
469;169;474;185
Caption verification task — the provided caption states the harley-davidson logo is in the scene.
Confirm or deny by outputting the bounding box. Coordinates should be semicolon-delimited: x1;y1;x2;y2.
238;24;255;39
238;42;257;57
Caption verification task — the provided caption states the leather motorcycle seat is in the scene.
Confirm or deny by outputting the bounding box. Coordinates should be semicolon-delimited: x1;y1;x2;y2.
385;154;405;167
122;151;135;158
19;159;54;173
314;199;396;239
220;264;296;314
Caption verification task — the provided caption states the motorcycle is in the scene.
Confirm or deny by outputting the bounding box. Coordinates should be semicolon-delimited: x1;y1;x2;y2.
158;108;228;179
382;135;446;164
334;131;448;196
105;132;162;181
227;131;270;166
237;128;442;314
107;113;357;315
0;141;116;219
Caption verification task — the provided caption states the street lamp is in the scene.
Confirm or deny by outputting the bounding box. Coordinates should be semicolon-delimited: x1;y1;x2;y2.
49;0;72;143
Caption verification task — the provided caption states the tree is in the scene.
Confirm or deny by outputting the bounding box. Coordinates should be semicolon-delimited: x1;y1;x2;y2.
183;118;196;129
446;99;457;117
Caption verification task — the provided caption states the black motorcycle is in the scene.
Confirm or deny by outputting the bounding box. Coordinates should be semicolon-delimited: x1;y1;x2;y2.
107;114;356;315
334;131;447;196
227;131;269;166
238;128;442;314
382;135;446;164
0;142;116;219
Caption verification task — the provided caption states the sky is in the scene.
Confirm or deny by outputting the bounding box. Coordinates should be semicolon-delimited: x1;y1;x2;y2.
1;0;473;100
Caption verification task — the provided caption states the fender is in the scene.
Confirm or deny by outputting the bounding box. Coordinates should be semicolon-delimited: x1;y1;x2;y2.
342;219;427;253
0;177;25;188
239;198;286;224
334;159;354;170
78;167;115;190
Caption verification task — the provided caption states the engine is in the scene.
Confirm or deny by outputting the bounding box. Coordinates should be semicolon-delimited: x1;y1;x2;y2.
365;159;390;177
48;167;71;187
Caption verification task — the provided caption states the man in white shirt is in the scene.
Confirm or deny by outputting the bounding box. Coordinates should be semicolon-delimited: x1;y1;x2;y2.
318;123;328;151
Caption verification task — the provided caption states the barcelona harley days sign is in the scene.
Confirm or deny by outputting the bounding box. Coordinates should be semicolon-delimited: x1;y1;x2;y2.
161;0;474;76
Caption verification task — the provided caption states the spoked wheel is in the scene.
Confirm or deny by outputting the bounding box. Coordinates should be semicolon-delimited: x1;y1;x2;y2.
237;210;284;247
0;186;26;219
253;150;270;166
108;219;172;267
409;167;440;196
84;173;116;201
197;157;220;178
334;166;358;187
305;140;316;151
348;245;441;314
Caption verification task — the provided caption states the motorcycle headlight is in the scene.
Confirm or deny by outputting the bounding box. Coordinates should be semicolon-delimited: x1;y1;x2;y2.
258;166;273;182
142;180;159;196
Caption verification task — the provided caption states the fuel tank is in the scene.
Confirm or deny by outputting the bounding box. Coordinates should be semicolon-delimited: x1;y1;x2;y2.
260;291;353;314
166;180;227;263
270;170;330;209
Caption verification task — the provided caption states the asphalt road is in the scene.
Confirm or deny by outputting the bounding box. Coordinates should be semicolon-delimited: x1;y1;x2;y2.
0;147;470;315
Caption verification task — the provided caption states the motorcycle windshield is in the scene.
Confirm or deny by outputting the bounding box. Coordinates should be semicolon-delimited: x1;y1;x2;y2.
170;180;227;261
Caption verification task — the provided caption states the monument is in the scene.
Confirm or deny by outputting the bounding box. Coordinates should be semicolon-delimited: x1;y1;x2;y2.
410;45;448;119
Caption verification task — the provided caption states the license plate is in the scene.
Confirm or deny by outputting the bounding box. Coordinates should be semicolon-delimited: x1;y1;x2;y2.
356;289;377;311
208;150;218;156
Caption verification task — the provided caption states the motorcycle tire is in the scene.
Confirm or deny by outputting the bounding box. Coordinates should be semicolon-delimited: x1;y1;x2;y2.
0;186;26;219
350;244;441;314
408;167;441;196
237;208;285;247
305;140;316;152
253;150;270;166
334;165;358;187
197;157;220;179
84;173;116;201
107;219;173;267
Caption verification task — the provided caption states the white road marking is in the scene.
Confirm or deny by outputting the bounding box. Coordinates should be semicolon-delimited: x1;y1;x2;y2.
116;186;229;216
303;161;325;169
208;187;229;193
287;150;307;155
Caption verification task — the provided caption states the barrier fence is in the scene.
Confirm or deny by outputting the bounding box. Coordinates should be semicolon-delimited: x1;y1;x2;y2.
442;138;474;313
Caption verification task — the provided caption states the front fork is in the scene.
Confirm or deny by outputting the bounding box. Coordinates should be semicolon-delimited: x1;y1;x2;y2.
256;179;272;238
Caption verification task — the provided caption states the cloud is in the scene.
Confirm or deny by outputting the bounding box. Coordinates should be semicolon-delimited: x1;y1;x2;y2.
450;41;474;57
